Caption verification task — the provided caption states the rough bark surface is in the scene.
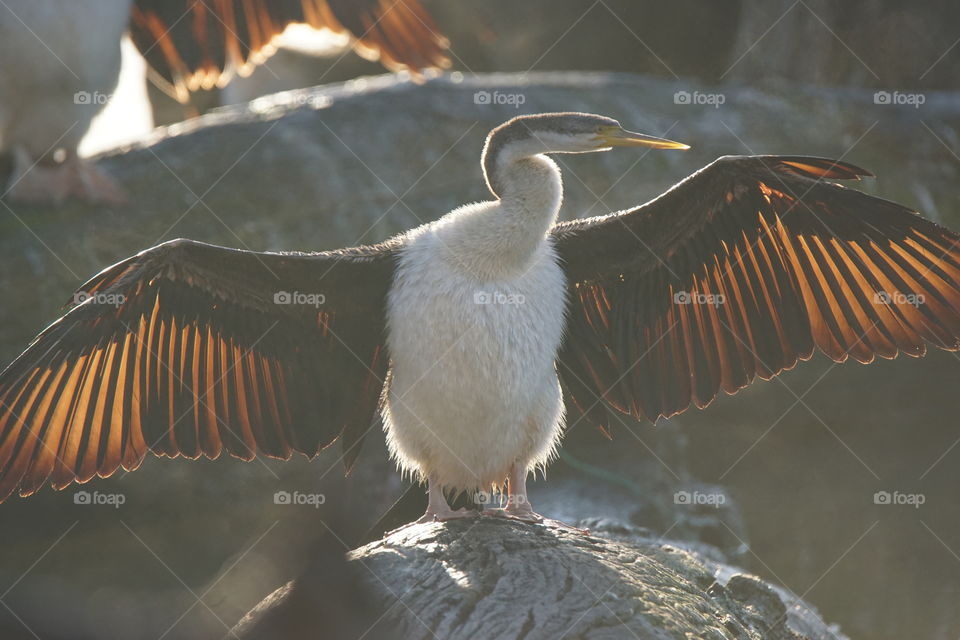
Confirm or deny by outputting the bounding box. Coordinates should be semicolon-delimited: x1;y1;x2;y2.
232;518;847;640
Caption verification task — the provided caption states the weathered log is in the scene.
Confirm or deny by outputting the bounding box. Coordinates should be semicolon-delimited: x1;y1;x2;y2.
231;518;847;640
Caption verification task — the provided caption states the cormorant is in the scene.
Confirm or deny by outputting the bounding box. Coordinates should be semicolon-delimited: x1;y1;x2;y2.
0;0;448;203
1;112;959;527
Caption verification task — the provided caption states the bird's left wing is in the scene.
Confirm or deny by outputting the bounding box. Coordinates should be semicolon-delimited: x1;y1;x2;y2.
129;0;450;102
0;238;396;501
551;155;960;429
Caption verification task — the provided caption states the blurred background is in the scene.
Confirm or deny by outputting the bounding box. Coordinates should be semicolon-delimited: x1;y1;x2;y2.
1;0;959;638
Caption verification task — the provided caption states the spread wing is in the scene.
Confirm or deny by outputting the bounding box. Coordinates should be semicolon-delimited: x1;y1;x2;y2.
0;238;396;501
552;156;960;429
129;0;450;101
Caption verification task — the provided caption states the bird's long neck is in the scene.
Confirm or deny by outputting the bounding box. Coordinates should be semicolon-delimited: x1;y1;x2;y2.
436;148;562;280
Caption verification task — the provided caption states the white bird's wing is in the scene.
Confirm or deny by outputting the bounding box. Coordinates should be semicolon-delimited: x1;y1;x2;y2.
0;238;396;501
129;0;450;101
551;155;960;429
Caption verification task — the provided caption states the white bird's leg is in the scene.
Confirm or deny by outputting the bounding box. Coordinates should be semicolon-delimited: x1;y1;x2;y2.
483;462;542;522
415;479;474;524
5;146;127;205
484;463;589;534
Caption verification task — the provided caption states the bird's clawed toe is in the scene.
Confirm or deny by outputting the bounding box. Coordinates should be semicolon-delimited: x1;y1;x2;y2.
481;506;542;523
384;506;476;537
415;506;476;524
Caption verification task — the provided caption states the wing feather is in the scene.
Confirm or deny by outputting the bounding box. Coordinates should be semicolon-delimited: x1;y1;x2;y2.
0;239;395;501
553;155;960;426
129;0;450;102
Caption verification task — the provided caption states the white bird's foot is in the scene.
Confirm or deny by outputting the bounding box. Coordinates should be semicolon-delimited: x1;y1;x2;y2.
477;463;591;534
415;505;475;524
482;505;542;523
482;504;589;534
5;147;127;205
384;505;476;537
383;478;478;535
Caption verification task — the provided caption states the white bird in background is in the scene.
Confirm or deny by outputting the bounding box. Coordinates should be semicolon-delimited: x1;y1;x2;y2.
0;0;448;205
1;113;960;528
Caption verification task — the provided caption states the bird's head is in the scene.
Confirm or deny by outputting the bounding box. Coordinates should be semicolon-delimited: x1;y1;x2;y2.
485;111;688;156
482;112;688;196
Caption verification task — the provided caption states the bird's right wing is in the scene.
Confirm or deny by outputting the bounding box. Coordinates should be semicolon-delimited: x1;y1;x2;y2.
551;156;960;429
129;0;450;102
0;239;396;501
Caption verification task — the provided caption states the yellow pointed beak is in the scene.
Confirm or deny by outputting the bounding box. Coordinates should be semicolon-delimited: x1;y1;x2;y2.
595;126;690;150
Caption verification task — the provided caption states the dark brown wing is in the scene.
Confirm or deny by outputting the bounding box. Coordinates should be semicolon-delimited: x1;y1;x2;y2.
0;238;396;501
552;155;960;429
129;0;450;102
